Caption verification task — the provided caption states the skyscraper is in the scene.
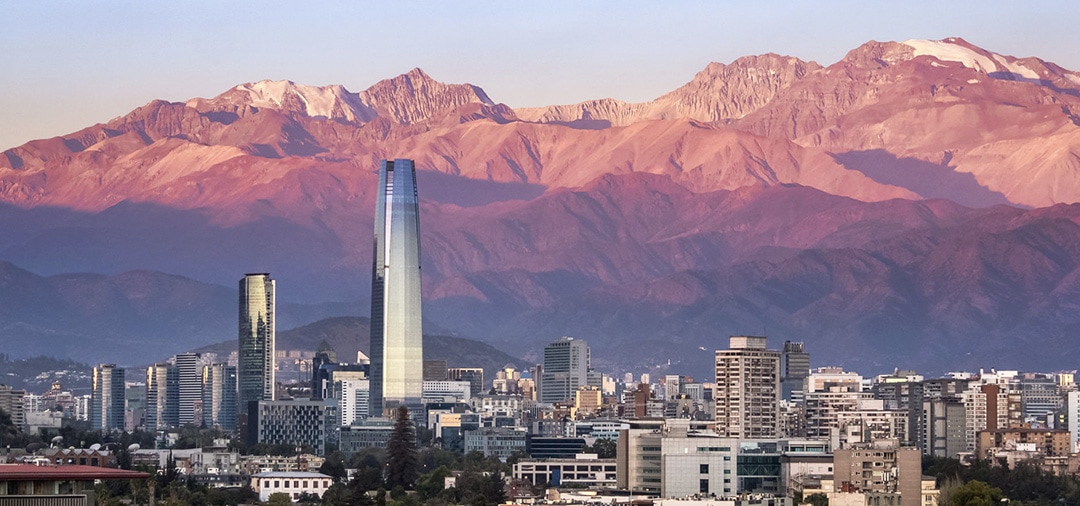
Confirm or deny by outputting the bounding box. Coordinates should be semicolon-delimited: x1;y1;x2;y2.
145;363;176;432
239;273;276;412
714;336;780;438
174;352;202;426
539;336;593;404
203;363;237;431
370;159;424;415
780;340;810;401
91;364;125;431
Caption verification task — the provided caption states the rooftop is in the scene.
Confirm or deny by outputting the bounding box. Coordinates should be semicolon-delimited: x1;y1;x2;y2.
0;464;149;481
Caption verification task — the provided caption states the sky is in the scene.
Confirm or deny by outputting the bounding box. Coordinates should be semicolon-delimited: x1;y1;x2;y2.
2;1;1078;151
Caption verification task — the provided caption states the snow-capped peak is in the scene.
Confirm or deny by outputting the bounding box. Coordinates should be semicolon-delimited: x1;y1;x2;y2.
233;80;376;122
901;38;1040;81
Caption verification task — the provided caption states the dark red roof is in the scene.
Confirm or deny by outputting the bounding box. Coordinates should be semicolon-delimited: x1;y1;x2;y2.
0;464;150;480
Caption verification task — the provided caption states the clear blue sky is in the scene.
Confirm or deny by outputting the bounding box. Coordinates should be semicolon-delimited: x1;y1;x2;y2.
2;1;1077;150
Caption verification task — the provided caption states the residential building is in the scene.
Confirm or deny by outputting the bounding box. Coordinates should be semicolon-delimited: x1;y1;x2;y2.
369;159;425;416
715;336;780;439
174;352;202;426
832;439;923;506
0;385;26;431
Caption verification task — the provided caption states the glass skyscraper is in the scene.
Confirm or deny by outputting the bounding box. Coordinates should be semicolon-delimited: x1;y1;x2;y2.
238;273;276;413
370;159;424;415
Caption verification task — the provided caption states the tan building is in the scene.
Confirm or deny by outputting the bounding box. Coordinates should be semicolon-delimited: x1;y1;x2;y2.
832;439;924;506
573;386;602;419
715;336;780;438
976;426;1072;459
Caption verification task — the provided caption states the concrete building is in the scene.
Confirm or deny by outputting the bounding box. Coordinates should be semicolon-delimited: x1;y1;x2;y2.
832;440;923;506
336;378;370;426
715;336;780;439
339;419;395;458
514;454;617;487
251;399;330;456
963;383;1019;452
370;159;425;416
447;368;485;396
922;396;966;458
422;380;472;403
0;385;26;432
803;387;875;439
174;352;203;426
617;419;739;497
540;337;593;404
464;427;527;460
251;471;333;502
976;427;1071;459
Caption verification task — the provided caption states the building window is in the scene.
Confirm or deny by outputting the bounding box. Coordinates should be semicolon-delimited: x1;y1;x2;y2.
700;479;709;493
700;464;709;474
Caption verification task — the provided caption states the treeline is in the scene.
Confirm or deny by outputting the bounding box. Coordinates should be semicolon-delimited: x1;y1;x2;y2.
924;456;1080;505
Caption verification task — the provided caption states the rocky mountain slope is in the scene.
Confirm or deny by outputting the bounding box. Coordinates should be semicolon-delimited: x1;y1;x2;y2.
2;37;1080;376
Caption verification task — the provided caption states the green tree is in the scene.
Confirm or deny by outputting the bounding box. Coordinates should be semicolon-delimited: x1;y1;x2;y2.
321;451;349;483
386;406;418;489
581;438;616;458
950;480;1003;506
804;492;829;506
267;492;293;506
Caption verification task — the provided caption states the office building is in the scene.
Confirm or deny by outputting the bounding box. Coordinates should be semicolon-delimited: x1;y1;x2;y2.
540;337;593;404
715;336;780;438
238;273;276;411
780;341;810;402
250;399;331;456
174;352;203;426
203;363;237;431
447;368;484;396
91;364;125;431
145;363;174;432
369;159;424;416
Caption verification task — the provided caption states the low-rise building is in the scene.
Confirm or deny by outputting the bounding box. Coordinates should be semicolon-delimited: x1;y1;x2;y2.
513;453;616;487
251;471;333;502
0;463;149;505
464;427;527;460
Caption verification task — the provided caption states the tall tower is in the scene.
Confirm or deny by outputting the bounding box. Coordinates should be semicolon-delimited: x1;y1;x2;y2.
370;159;424;415
203;363;237;431
174;352;202;426
238;273;276;412
714;336;780;438
91;364;125;431
539;336;591;404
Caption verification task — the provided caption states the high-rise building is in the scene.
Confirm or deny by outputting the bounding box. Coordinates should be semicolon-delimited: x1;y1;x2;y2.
174;353;202;426
369;159;424;416
145;363;175;432
238;273;276;412
540;337;593;404
714;336;780;438
91;364;126;431
780;341;810;401
203;363;237;431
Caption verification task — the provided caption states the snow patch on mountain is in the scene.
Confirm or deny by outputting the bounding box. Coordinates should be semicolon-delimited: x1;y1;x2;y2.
903;39;997;73
233;80;375;122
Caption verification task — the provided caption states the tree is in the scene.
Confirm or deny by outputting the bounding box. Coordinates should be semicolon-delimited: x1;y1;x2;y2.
386;406;419;490
804;493;829;506
582;438;616;458
267;492;293;506
950;480;1003;506
321;451;349;483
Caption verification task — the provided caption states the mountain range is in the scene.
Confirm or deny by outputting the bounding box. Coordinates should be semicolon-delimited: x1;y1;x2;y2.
2;37;1080;378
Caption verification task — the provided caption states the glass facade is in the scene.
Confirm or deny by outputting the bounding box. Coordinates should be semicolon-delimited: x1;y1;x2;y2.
370;159;424;415
238;273;275;411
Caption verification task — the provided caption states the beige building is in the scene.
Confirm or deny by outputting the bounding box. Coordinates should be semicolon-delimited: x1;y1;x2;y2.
715;336;780;438
832;440;927;506
976;426;1072;459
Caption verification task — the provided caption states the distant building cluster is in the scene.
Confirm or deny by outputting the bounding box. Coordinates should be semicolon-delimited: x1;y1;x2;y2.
11;159;1080;505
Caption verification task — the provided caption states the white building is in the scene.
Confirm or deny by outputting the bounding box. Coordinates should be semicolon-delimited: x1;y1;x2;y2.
252;471;333;502
336;379;370;426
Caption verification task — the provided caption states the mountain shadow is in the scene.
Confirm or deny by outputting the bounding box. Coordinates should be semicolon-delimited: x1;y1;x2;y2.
832;149;1013;208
